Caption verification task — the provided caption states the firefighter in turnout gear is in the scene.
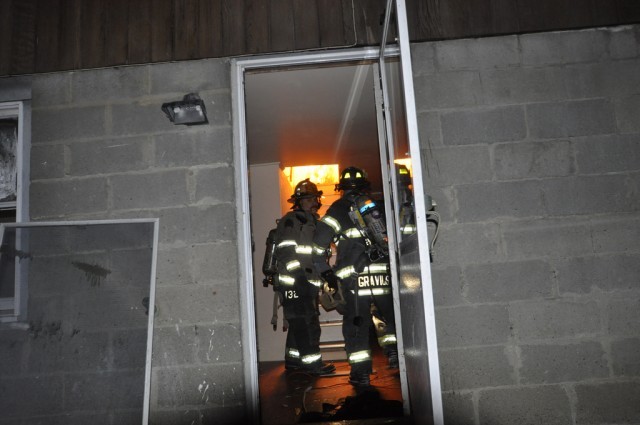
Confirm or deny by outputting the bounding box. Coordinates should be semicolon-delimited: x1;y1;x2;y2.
274;178;335;376
313;167;398;387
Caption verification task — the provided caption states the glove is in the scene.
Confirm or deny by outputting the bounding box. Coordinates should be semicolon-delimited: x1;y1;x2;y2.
321;270;340;291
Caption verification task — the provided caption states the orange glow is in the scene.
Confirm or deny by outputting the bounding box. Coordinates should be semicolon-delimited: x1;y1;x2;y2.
394;158;413;177
282;164;340;217
282;164;340;187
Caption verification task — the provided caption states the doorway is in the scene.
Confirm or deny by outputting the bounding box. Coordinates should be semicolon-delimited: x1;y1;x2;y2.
243;54;405;424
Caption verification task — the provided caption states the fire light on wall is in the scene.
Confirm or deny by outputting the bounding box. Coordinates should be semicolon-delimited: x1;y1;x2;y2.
282;164;340;187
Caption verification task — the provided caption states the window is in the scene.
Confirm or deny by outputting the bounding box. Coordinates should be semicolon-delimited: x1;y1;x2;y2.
0;101;28;322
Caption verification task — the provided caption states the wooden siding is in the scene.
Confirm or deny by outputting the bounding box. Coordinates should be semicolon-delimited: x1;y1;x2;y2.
1;0;639;76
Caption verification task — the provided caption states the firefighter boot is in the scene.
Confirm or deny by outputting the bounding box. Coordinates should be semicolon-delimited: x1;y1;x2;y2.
304;361;336;376
349;371;371;387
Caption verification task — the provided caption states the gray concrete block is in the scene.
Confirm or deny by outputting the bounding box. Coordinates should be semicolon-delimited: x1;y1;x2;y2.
30;143;66;180
19;413;111;425
456;180;544;222
609;27;639;59
574;134;640;174
154;363;244;407
196;91;232;127
502;218;594;260
417;110;442;147
0;75;32;102
465;260;553;303
112;328;148;370
479;385;572;425
0;329;27;377
63;285;149;330
414;71;483;110
149;58;230;94
442;391;475;425
494;140;574;180
194;166;235;204
542;175;636;217
155;126;233;167
527;99;616;139
32;106;106;143
555;254;640;294
431;265;465;307
64;370;144;411
152;325;200;367
0;375;63;417
199;405;248;425
30;178;109;219
575;382;640;424
156;204;236;245
612;337;640;377
439;345;516;390
420;185;455;224
155;246;193;286
191;242;238;283
481;67;568;104
432;223;503;267
195;322;243;364
68;136;152;176
510;300;601;341
110;248;154;288
520;341;609;384
565;60;640;100
441;106;526;145
435;35;519;70
71;66;148;103
436;304;511;348
148;409;201;425
26;330;110;373
111;101;174;136
591;214;640;254
410;42;437;76
608;298;640;337
154;283;240;325
111;169;189;210
520;29;607;66
616;94;640;133
421;145;492;187
32;73;70;107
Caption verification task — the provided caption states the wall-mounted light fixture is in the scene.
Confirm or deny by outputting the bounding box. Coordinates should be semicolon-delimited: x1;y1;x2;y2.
161;93;208;126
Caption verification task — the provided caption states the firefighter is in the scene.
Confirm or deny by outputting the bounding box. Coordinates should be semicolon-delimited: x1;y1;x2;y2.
313;166;398;388
274;178;335;376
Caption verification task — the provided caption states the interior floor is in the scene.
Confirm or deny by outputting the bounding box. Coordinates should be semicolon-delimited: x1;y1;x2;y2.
258;344;409;425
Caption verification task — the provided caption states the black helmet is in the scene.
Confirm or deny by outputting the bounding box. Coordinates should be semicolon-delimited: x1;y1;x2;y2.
335;166;370;191
287;178;323;205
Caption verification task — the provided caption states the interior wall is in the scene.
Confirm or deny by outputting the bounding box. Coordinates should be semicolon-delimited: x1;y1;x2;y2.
249;162;288;362
413;24;640;424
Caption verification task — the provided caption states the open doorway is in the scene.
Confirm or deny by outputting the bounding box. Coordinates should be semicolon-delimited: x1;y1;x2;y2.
239;53;406;424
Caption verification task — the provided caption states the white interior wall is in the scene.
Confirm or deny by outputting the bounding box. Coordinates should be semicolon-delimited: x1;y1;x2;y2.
249;163;288;362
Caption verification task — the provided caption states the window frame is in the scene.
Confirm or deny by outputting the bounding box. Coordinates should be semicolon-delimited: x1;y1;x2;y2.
0;100;29;322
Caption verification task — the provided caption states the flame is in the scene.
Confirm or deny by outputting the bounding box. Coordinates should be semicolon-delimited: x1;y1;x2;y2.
282;164;340;187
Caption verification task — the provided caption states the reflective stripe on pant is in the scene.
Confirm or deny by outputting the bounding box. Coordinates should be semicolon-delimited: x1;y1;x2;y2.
283;295;321;366
341;277;373;375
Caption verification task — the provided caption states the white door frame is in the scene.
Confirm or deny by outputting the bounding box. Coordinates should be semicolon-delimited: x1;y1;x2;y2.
232;46;401;423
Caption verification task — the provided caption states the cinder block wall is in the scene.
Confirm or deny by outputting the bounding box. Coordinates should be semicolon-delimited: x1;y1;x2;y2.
28;59;245;424
0;223;154;424
412;25;640;424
